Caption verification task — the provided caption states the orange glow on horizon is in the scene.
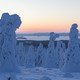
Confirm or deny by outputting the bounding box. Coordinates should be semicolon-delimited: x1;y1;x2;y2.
16;16;80;33
16;23;71;33
16;17;80;33
0;0;80;33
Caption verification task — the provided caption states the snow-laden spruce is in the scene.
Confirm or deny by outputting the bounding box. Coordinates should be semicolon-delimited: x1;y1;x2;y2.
62;23;80;72
16;42;26;66
59;42;66;68
41;48;47;67
26;45;35;68
35;43;44;67
55;41;66;69
0;13;21;73
55;41;62;68
45;32;59;68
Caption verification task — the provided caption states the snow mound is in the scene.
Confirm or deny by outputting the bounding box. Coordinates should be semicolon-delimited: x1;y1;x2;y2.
26;78;38;80
6;77;17;80
63;73;73;78
39;76;51;80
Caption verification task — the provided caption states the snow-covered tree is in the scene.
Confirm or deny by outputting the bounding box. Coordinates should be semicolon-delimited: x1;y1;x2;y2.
45;32;59;68
41;47;47;67
62;23;80;72
0;13;10;61
0;22;3;62
59;42;66;68
26;45;35;68
0;13;21;73
35;43;44;67
16;42;26;66
55;41;62;68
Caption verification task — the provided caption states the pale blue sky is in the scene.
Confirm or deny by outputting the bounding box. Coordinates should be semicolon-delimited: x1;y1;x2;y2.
0;0;80;33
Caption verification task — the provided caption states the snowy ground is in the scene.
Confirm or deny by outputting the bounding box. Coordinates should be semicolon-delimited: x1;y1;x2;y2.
1;67;80;80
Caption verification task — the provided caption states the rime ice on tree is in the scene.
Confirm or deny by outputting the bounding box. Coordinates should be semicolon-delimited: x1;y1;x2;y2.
41;48;47;67
45;32;59;68
59;42;66;68
16;42;25;66
62;23;80;72
35;43;44;67
0;16;4;60
55;41;62;68
26;45;35;68
0;13;21;73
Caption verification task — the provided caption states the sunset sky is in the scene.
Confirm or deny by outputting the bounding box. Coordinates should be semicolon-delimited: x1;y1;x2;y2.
0;0;80;33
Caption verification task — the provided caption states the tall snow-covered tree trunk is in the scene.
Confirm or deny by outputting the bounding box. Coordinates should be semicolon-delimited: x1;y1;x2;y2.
0;13;21;74
62;23;80;72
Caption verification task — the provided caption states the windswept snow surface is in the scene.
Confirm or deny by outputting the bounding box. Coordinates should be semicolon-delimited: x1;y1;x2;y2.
0;67;80;80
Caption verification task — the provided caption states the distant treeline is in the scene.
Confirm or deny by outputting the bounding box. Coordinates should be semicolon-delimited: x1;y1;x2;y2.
16;33;69;36
17;40;69;48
